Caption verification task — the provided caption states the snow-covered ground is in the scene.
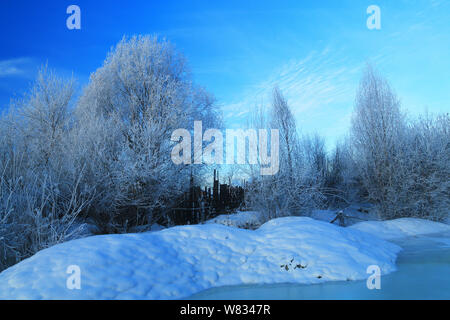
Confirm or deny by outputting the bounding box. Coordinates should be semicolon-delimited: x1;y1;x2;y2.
205;211;265;229
350;218;450;240
0;216;400;300
311;204;379;226
207;205;377;230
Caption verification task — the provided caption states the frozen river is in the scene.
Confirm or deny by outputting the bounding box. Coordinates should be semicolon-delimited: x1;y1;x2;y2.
189;232;450;300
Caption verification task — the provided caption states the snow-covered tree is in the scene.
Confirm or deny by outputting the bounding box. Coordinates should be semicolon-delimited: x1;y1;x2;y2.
399;113;449;220
245;87;324;220
350;65;448;220
0;67;90;271
15;66;75;170
302;133;327;188
73;35;220;232
350;65;407;218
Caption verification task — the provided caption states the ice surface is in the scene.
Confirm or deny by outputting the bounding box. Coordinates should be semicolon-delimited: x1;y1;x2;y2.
349;218;450;240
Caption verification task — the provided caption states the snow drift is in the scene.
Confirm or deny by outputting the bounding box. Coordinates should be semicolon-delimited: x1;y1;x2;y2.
205;211;265;229
0;217;401;300
350;218;450;240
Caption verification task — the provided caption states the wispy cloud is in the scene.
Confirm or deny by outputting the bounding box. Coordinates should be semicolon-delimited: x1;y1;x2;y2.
257;49;359;113
221;46;372;137
218;44;402;148
0;57;36;78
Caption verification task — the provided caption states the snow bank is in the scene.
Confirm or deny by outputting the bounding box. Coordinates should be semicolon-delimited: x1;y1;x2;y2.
205;211;265;229
311;204;379;226
0;217;400;300
350;218;450;240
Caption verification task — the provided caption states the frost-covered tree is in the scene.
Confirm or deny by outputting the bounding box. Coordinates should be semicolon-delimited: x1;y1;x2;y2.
0;67;90;271
351;65;407;218
351;65;448;220
399;113;449;220
73;35;220;232
245;87;324;220
323;138;363;207
302;133;327;188
16;66;75;170
271;87;299;180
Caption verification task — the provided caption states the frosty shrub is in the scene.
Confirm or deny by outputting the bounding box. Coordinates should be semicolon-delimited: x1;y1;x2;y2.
399;113;449;220
351;66;449;220
0;67;91;271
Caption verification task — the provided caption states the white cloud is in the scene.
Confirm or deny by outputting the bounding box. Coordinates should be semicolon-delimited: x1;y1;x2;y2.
0;57;35;78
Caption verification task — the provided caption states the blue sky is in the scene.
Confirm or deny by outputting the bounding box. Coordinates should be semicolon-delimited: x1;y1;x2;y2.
1;0;449;147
